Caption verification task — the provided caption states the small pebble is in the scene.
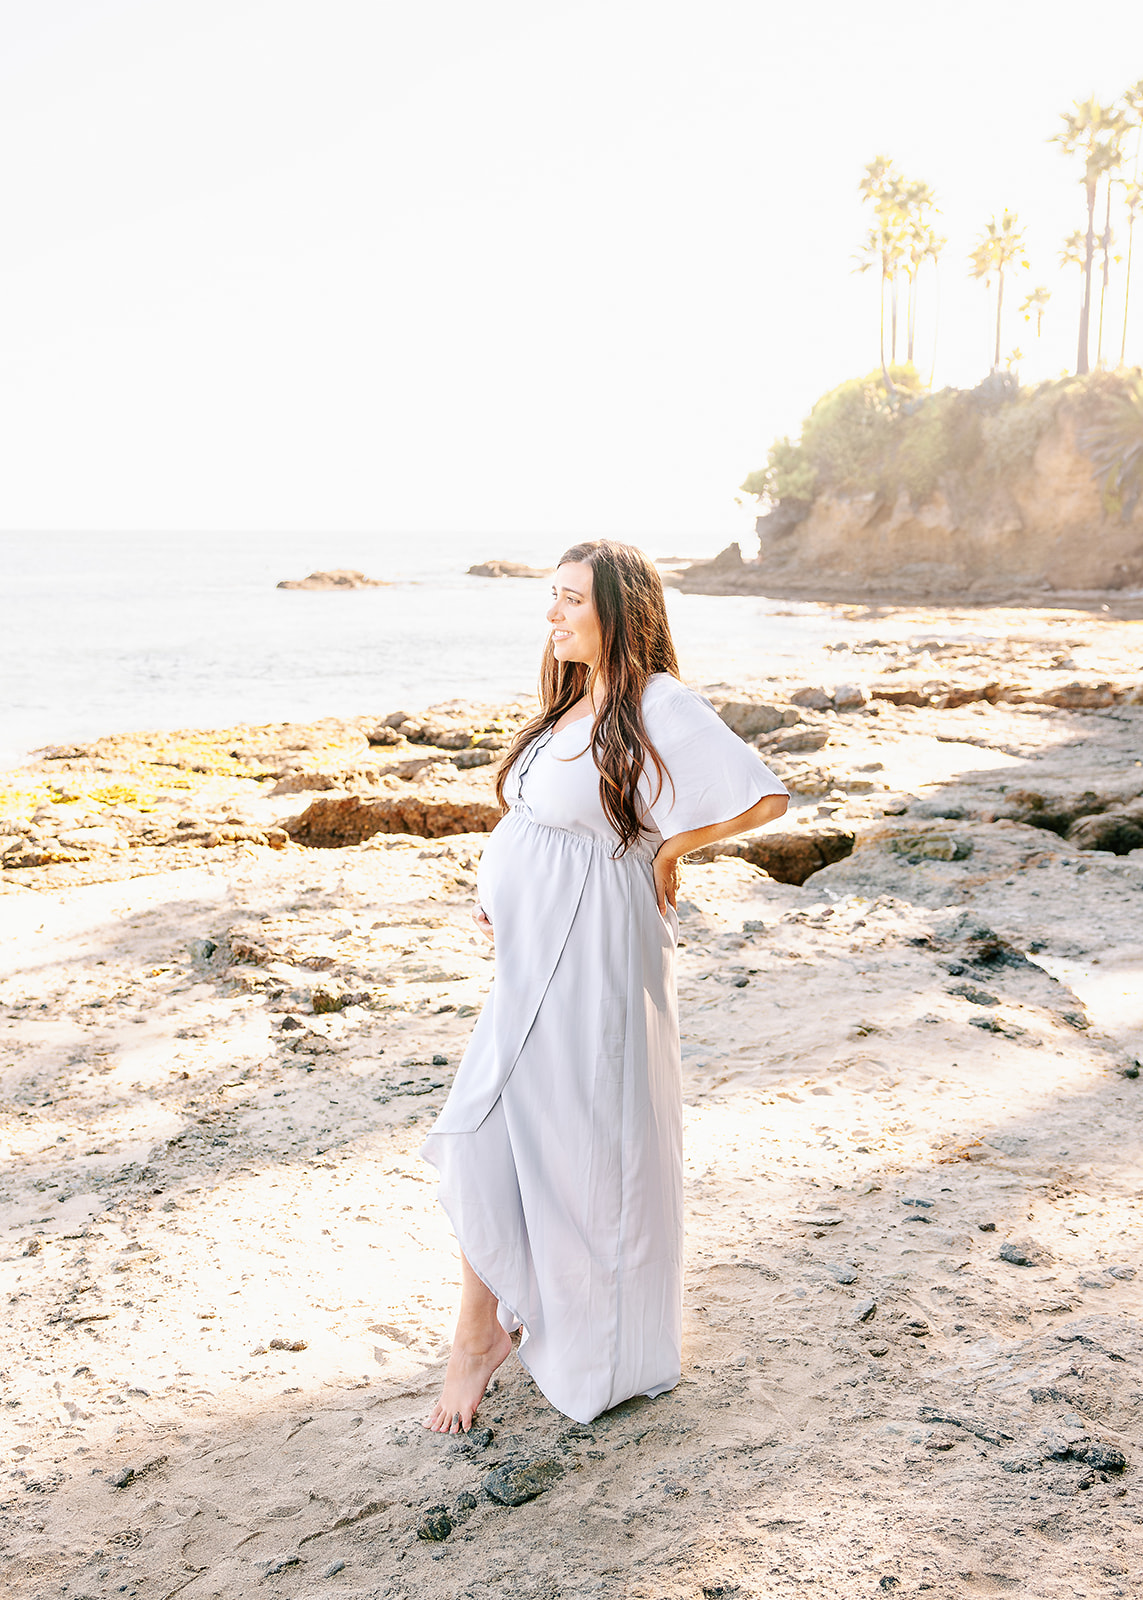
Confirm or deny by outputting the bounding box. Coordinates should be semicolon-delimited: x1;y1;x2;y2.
323;1559;346;1577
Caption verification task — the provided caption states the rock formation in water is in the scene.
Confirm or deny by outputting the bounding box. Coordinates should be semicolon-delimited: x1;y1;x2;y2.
277;569;388;590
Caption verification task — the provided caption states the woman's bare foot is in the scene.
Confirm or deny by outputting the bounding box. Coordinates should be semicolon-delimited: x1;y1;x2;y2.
423;1252;513;1434
424;1321;513;1434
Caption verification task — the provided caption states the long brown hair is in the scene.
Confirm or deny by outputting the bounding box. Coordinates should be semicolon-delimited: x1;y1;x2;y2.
495;540;680;853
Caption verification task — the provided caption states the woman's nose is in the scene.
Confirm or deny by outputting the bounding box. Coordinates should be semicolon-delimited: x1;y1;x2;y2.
546;600;561;622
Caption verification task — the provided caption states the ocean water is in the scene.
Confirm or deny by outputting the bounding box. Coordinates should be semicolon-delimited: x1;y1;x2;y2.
0;530;872;766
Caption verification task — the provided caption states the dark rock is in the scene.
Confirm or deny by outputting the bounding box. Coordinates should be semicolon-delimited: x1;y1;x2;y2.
700;827;855;887
824;1262;858;1284
1080;1441;1127;1472
854;1299;877;1323
969;1016;1028;1039
279;1015;303;1031
454;1491;478;1511
977;1221;997;1232
702;1586;742;1599
482;1456;565;1506
262;1555;302;1575
323;1560;347;1577
416;1505;453;1541
1058;1010;1089;1030
188;939;218;963
948;982;1000;1006
1068;813;1143;854
902;1198;934;1208
1000;1238;1050;1267
900;1318;930;1337
1107;1264;1137;1280
268;1337;308;1351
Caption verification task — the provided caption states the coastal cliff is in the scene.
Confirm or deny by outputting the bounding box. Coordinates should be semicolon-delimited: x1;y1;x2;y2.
679;370;1143;601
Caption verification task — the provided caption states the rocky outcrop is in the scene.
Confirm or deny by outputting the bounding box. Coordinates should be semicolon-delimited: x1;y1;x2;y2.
694;827;856;886
284;793;504;847
468;560;551;579
677;402;1143;602
277;570;388;590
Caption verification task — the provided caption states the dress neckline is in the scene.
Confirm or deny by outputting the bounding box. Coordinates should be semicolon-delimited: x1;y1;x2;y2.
550;711;594;738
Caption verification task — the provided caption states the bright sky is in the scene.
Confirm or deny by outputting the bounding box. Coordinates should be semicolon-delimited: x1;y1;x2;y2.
1;1;1140;542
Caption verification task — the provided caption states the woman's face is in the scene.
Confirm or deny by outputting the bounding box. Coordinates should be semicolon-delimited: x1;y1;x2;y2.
547;561;602;670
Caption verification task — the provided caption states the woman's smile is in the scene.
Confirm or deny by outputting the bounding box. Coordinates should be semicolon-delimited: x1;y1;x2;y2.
547;561;602;667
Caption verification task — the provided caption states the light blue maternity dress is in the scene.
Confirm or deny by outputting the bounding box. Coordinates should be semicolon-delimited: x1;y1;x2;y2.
422;673;787;1424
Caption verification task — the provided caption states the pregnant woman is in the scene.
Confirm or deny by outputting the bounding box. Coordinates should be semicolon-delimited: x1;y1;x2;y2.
422;539;788;1431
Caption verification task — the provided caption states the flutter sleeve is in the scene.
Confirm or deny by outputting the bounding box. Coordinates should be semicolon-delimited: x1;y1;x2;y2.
640;677;788;842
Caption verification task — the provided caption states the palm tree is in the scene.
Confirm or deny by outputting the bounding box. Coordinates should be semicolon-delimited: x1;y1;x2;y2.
1053;96;1128;374
900;181;945;365
969;211;1029;371
1020;285;1051;338
1120;78;1143;366
857;157;943;376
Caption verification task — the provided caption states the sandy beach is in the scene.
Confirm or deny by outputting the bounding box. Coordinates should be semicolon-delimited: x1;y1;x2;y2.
2;601;1142;1599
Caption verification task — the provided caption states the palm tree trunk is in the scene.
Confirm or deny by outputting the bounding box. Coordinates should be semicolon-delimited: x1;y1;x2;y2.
890;272;899;363
1097;179;1113;365
994;272;1005;370
1122;208;1136;366
1078;180;1096;375
907;270;917;364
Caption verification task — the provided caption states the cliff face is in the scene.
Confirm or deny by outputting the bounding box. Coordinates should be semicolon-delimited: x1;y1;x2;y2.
682;398;1143;601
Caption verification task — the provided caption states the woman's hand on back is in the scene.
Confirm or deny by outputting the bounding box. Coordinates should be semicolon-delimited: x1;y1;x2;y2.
653;852;678;916
472;904;494;943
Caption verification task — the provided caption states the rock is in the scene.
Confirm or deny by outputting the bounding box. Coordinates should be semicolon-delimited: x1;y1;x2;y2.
867;1342;890;1357
1080;1441;1127;1472
1107;1264;1137;1280
885;831;972;862
262;1556;302;1575
284;793;502;846
765;727;831;755
900;1318;930;1337
854;1298;877;1322
969;1015;1028;1039
790;685;834;711
188;939;218;963
790;1212;842;1226
832;682;870;710
482;1455;565;1505
416;1505;453;1541
279;1015;304;1030
699;827;854;887
365;725;404;746
999;1237;1050;1267
948;982;1000;1006
323;1560;347;1577
268;1337;308;1351
454;1491;478;1511
277;569;387;589
824;1263;859;1284
467;560;552;579
714;700;788;740
451;749;497;769
977;1221;997;1232
1067;812;1143;854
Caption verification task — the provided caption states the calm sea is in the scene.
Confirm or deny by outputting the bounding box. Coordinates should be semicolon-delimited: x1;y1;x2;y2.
0;530;876;767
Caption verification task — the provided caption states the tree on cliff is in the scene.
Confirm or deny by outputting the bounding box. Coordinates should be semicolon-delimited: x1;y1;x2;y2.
969;212;1028;372
1053;96;1127;375
855;158;943;374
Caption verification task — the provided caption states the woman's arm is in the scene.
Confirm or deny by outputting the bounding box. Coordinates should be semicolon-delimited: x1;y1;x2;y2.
652;792;789;913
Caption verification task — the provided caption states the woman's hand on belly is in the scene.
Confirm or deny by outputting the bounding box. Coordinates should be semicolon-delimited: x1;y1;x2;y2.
472;904;494;943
